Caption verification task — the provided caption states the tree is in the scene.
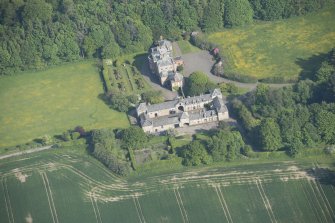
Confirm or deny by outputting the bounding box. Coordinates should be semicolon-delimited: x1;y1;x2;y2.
141;91;164;104
107;92;130;112
258;118;282;151
62;131;71;141
121;126;147;150
41;134;53;145
91;128;115;151
315;109;335;144
259;0;285;20
22;0;53;22
208;129;245;162
224;0;254;27
202;0;224;32
181;141;211;166
315;61;334;83
185;71;215;96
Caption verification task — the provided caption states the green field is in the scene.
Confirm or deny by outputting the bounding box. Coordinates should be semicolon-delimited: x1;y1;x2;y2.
207;6;335;80
1;148;334;223
0;61;129;148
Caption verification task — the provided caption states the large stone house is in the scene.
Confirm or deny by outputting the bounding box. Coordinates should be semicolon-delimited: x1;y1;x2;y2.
148;39;184;90
136;89;229;133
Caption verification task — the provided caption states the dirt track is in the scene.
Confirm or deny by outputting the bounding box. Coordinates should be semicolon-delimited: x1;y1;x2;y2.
0;145;53;160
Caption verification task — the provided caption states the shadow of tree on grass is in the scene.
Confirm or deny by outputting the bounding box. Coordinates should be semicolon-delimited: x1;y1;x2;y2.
296;52;329;80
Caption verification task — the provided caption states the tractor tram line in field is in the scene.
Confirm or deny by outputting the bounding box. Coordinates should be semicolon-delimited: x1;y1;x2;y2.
0;152;334;222
132;195;146;223
213;185;233;223
40;172;59;223
173;187;189;223
307;179;332;222
2;177;15;223
255;179;277;223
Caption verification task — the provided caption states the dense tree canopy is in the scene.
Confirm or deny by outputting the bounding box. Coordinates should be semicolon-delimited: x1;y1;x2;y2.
208;129;245;161
185;71;216;96
0;0;331;76
121;126;148;150
224;0;254;27
181;141;212;166
232;49;335;155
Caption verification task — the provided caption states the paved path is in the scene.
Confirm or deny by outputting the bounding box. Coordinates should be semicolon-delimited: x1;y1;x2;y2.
0;145;53;160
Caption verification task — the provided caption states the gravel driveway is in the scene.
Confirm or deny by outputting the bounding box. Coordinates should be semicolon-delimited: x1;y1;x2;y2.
182;50;292;90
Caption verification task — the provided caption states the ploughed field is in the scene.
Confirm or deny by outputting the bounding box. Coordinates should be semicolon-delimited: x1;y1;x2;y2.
0;61;129;148
207;6;335;81
1;149;334;223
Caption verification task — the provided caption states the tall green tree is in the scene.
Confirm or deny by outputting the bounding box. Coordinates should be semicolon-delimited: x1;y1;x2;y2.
202;0;224;32
208;129;245;161
224;0;254;27
185;71;216;96
258;118;282;151
181;141;212;166
121;126;148;150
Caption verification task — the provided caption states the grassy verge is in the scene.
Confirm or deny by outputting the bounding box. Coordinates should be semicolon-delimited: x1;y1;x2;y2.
177;40;201;54
207;6;335;80
0;60;129;148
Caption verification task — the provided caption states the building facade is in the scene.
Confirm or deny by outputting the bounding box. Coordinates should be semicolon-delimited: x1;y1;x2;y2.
148;39;184;90
136;89;229;133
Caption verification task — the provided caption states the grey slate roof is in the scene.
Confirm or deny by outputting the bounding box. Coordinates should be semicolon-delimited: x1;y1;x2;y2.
137;103;147;115
147;100;177;112
183;94;212;105
169;72;183;82
152;114;181;127
139;114;153;127
180;112;189;120
213;97;227;113
189;109;217;121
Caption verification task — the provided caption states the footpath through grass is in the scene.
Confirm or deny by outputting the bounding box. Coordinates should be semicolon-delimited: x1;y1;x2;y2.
0;61;129;148
207;6;335;80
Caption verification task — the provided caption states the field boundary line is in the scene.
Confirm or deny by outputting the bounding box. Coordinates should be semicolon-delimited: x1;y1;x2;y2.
2;177;15;223
213;186;231;223
255;179;277;223
217;186;233;223
307;179;332;222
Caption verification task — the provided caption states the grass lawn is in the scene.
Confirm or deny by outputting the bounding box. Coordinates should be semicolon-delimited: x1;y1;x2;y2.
0;61;129;148
207;6;335;80
177;40;201;54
